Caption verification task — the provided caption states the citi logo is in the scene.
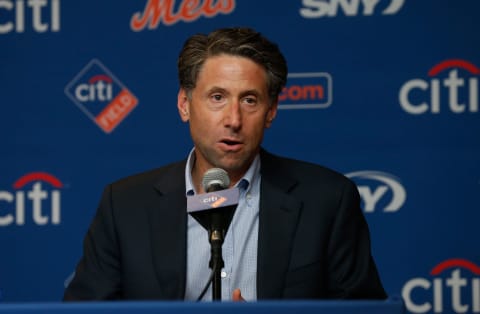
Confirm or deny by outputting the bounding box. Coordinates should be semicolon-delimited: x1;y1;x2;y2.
65;59;139;133
402;259;480;313
74;75;113;103
0;0;60;34
278;72;332;110
346;170;406;213
130;0;236;31
299;0;404;18
399;59;479;114
202;195;227;208
0;172;63;226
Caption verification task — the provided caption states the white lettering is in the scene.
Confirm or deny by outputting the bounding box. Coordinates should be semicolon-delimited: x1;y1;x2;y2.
399;70;479;114
382;0;404;15
28;182;48;225
403;271;480;313
0;191;15;226
51;190;60;224
75;82;113;102
444;70;466;113
473;278;480;312
362;0;380;15
402;278;431;313
470;78;479;112
0;0;60;34
357;186;387;212
433;278;443;313
399;79;429;114
16;191;25;225
0;0;14;33
0;181;62;226
29;0;48;32
300;0;403;18
447;269;469;313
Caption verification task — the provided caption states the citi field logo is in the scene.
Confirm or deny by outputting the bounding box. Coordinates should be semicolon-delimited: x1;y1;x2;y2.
399;59;479;114
346;170;406;213
202;194;227;208
278;72;332;110
299;0;405;18
0;172;63;226
65;59;139;133
130;0;236;31
0;0;60;34
402;259;480;313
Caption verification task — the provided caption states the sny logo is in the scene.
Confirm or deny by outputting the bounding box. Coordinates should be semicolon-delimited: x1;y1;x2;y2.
65;59;139;133
0;0;60;34
346;170;406;213
299;0;405;18
399;59;479;115
130;0;236;31
0;172;63;226
278;72;332;110
402;259;480;313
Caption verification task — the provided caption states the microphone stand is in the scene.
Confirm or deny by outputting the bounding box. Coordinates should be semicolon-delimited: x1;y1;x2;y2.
191;175;237;301
209;228;224;301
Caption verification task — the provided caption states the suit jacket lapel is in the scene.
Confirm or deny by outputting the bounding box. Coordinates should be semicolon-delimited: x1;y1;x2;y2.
257;151;302;299
149;161;187;299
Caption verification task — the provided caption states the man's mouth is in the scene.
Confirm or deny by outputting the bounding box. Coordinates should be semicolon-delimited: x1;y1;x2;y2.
219;139;243;150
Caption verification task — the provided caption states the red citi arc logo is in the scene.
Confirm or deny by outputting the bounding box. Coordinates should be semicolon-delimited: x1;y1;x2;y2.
65;59;139;133
399;59;479;114
402;259;480;313
0;172;63;226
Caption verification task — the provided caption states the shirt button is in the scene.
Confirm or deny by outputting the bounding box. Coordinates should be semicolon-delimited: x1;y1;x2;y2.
221;271;227;278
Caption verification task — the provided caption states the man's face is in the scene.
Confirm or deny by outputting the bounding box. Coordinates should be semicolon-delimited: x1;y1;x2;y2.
178;54;277;183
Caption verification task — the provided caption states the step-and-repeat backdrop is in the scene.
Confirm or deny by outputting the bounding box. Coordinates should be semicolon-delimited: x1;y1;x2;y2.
1;1;479;312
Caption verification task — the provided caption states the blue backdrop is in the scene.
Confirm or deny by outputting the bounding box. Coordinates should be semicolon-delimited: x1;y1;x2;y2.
1;1;479;313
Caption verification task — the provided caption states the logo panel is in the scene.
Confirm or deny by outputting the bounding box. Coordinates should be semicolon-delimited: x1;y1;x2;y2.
0;0;61;34
399;59;479;115
0;172;64;226
130;0;236;31
299;0;405;18
402;259;480;313
278;72;332;110
346;170;406;213
65;59;139;133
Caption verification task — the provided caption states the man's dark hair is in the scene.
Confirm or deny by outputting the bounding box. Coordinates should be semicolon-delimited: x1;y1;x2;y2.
178;27;288;103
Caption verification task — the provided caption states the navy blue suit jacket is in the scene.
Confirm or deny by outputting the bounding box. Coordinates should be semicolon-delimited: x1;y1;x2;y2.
64;150;387;300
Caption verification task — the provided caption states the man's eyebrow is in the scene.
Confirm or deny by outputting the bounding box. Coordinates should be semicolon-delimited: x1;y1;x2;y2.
207;86;228;94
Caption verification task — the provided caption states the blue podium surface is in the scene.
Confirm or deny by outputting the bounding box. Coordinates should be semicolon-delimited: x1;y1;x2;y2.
0;299;404;314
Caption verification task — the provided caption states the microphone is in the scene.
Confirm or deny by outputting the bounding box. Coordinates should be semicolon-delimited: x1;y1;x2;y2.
187;168;238;301
187;168;238;238
202;167;230;192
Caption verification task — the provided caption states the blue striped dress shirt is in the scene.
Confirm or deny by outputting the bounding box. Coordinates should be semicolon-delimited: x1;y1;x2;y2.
183;149;260;301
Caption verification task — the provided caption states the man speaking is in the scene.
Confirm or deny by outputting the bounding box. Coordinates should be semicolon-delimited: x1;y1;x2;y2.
63;27;387;301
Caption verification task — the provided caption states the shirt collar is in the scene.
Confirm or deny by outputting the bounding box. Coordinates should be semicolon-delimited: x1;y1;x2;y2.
184;148;260;196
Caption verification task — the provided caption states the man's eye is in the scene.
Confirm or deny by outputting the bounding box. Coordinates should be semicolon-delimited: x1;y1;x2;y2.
211;94;223;101
243;97;258;106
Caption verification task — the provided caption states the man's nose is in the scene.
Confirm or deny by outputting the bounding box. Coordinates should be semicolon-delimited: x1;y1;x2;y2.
224;101;242;130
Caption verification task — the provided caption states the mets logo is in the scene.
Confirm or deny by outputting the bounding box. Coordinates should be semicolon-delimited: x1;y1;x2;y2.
130;0;236;31
65;59;139;133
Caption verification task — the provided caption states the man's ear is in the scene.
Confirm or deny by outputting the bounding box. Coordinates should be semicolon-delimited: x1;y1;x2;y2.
265;101;278;128
177;88;190;122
